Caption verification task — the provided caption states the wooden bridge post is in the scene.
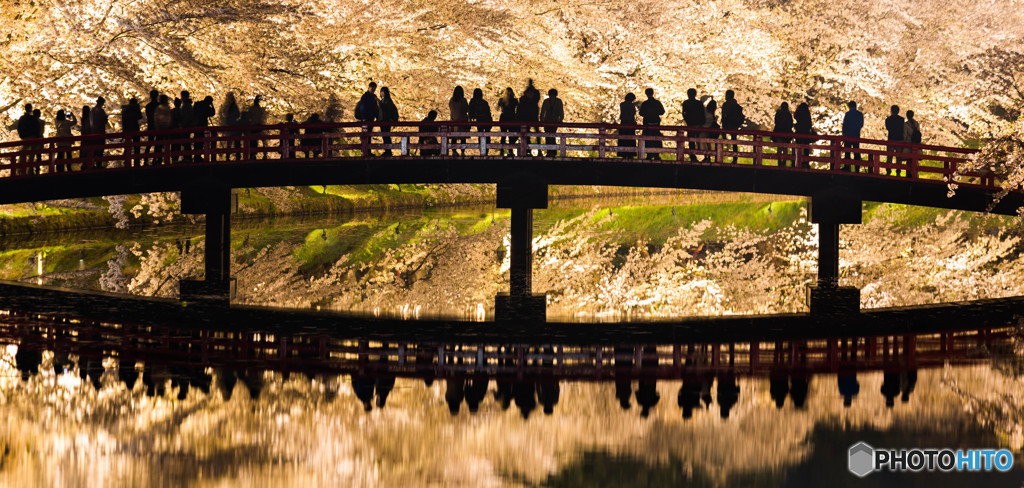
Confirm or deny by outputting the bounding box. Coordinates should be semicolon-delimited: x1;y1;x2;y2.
807;193;861;315
179;185;236;304
494;176;548;322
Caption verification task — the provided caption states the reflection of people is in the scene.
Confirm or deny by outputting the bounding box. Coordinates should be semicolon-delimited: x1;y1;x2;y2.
636;380;659;418
446;379;465;415
465;377;489;413
769;367;789;409
716;374;740;419
376;376;396;408
901;369;918;403
537;380;560;415
514;382;537;419
678;380;702;419
881;370;900;408
614;345;634;410
838;367;860;407
352;375;375;411
789;369;810;409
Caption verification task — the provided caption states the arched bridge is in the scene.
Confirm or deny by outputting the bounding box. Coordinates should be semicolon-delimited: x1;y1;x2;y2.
0;121;1016;212
1;122;1018;317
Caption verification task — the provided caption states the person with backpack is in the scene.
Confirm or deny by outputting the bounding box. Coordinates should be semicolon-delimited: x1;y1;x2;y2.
355;82;379;157
902;110;922;172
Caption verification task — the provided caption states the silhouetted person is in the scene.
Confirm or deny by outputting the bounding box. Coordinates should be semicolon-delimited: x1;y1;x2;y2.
352;375;375;411
638;88;665;160
514;381;537;419
170;97;183;162
793;102;814;162
301;113;324;158
700;98;719;162
720;90;745;162
355;82;379;156
247;95;268;156
449;85;470;156
497;87;519;156
468;88;492;151
178;91;195;161
419;110;440;156
219;92;241;160
537;380;560;415
772;102;794;165
375;376;396;408
15;103;38;169
144;90;160;161
516;79;541;152
881;370;901;408
716;373;740;419
80;105;93;167
884;104;905;174
54;110;77;171
539;88;564;157
769;367;790;409
378;87;400;156
153;95;173;164
93;97;112;164
902;110;921;167
682;88;706;162
618;93;638;158
192;96;215;161
841;100;864;170
122;98;144;166
837;367;860;407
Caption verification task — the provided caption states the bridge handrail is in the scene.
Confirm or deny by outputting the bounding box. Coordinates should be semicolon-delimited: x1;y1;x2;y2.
0;120;1002;193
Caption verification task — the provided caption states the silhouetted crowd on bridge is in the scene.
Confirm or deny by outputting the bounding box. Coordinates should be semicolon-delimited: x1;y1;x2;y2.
8;81;925;176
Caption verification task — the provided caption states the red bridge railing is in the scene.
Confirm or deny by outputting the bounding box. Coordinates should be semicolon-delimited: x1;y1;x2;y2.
0;121;995;190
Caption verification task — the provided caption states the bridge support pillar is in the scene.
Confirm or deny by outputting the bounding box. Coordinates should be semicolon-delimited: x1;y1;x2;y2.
495;177;548;322
179;186;236;304
807;194;861;315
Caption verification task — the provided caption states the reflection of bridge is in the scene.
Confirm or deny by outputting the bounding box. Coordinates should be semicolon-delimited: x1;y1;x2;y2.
2;310;1007;381
1;123;1020;317
1;308;1013;417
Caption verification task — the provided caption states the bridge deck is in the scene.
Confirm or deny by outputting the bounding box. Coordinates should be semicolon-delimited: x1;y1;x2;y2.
1;122;1017;214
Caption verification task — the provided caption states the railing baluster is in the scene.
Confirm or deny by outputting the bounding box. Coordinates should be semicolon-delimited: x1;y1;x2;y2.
831;139;841;172
401;136;408;156
597;130;605;159
441;125;449;156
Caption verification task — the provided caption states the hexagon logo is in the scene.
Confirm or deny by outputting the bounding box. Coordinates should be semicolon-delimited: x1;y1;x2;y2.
848;442;875;477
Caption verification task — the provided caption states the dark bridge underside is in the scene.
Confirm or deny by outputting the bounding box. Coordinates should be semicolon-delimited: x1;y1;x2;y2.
2;157;1020;215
